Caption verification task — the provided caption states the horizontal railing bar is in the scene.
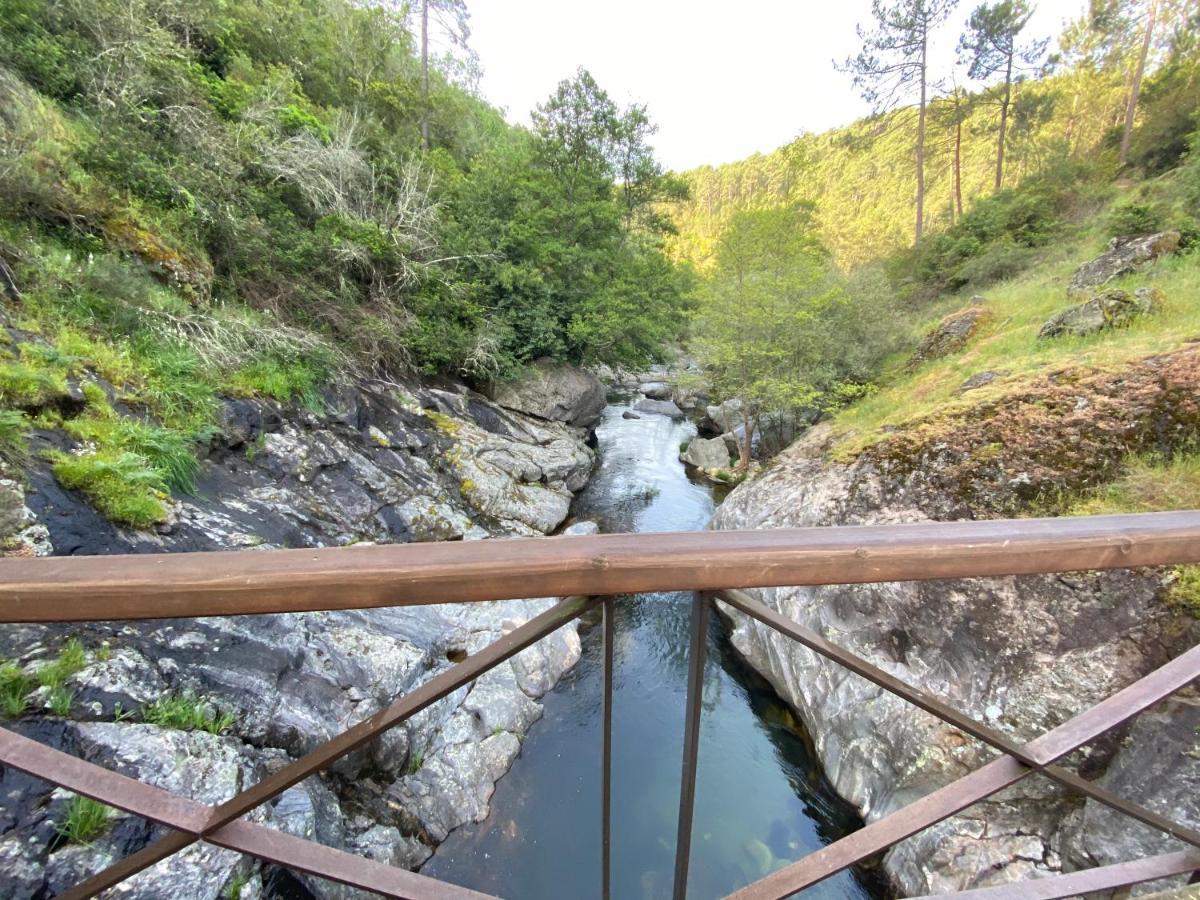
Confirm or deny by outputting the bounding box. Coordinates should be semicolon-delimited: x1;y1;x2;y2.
1;512;1199;622
916;849;1200;899
58;597;593;899
720;589;1200;850
0;730;495;899
726;642;1200;899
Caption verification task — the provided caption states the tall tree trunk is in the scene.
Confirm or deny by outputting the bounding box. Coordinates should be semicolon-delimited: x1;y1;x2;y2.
420;0;430;152
915;35;927;244
995;57;1013;190
1120;0;1158;167
954;114;964;218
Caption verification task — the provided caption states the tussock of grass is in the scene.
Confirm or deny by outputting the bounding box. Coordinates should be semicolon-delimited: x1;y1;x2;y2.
143;691;235;735
0;410;30;467
0;361;67;408
37;638;87;690
57;794;111;845
1069;452;1200;515
0;661;32;718
49;449;169;528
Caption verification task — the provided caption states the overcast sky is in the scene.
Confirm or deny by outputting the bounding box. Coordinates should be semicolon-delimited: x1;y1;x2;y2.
467;0;1086;172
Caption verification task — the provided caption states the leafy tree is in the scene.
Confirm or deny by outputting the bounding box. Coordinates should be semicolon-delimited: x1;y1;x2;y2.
839;0;959;243
958;0;1048;188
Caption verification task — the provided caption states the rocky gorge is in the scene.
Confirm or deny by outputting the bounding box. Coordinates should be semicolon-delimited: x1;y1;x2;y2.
0;356;608;898
710;343;1200;894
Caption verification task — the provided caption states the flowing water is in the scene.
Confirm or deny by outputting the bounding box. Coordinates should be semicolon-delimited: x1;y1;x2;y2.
423;395;885;899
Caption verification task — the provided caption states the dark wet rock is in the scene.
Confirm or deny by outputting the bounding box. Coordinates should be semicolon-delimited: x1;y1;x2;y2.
908;306;991;368
633;398;684;419
1038;287;1160;339
1067;231;1181;297
622;410;640;419
486;359;606;429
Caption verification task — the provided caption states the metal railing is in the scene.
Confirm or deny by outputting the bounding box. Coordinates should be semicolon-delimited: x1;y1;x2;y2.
0;511;1198;899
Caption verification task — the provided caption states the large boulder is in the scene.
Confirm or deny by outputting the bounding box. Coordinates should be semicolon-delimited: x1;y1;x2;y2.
710;347;1200;895
1067;231;1181;297
486;360;606;429
633;398;684;419
1038;287;1159;339
907;306;991;369
680;436;731;471
638;381;672;400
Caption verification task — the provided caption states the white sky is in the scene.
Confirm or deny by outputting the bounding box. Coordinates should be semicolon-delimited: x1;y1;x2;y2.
467;0;1087;171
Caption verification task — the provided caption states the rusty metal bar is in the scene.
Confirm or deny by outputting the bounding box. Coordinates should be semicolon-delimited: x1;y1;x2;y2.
0;729;495;899
673;594;710;900
727;642;1200;899
3;512;1200;622
720;589;1200;850
60;596;595;899
601;596;615;900
919;848;1200;899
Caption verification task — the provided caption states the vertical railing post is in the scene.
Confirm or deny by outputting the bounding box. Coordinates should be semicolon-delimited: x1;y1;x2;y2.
601;597;615;900
672;593;710;900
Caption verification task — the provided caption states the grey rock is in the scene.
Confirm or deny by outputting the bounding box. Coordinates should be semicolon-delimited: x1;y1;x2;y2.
1067;231;1181;297
700;399;743;436
638;381;672;400
680;436;731;471
908;307;990;368
1038;287;1160;339
622;411;640;419
710;424;1196;894
633;398;684;419
562;520;600;536
487;359;606;429
957;370;1005;393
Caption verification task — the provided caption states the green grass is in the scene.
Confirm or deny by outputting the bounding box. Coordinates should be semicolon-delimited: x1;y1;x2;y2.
57;794;111;845
227;358;324;409
0;661;33;717
1167;566;1200;618
143;691;236;735
1068;452;1200;516
0;361;68;408
48;449;169;528
37;639;87;690
830;234;1200;458
405;750;425;775
0;410;30;468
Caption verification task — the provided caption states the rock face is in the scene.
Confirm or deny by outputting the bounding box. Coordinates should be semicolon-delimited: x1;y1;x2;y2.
710;347;1200;895
0;375;596;898
633;398;684;419
486;359;606;429
680;436;731;471
638;381;672;400
907;306;991;368
1067;231;1181;297
1038;287;1160;339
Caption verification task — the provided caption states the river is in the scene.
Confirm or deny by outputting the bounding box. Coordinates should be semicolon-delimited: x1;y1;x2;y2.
423;395;885;898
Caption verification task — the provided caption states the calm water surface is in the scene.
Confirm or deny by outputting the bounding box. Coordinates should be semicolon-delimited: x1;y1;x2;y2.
423;396;885;899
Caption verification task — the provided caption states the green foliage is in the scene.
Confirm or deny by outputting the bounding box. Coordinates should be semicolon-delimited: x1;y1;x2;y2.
405;750;425;775
1167;566;1200;618
1070;450;1200;516
143;691;235;735
0;410;30;467
1106;201;1168;238
0;661;32;718
0;361;68;408
49;449;169;528
57;795;111;846
37;638;87;691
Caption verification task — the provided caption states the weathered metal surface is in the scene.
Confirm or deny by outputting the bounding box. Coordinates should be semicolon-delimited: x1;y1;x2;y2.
720;589;1200;851
917;849;1200;899
54;597;593;898
727;643;1200;899
2;512;1200;622
673;594;711;900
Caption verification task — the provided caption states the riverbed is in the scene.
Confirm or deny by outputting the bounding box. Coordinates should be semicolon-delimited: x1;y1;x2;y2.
423;395;884;898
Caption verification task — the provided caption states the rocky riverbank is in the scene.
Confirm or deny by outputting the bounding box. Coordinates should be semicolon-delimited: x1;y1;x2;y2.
710;346;1200;895
0;360;605;898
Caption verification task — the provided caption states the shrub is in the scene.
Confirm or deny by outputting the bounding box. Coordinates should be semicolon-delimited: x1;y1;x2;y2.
1106;201;1168;238
57;795;111;846
143;691;235;735
49;449;169;528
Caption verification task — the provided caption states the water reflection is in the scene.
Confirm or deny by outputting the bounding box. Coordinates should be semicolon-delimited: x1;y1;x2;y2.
423;396;886;899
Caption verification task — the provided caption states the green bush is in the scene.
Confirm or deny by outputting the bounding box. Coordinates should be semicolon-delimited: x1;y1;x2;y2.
1107;201;1168;238
0;661;32;717
0;362;68;408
